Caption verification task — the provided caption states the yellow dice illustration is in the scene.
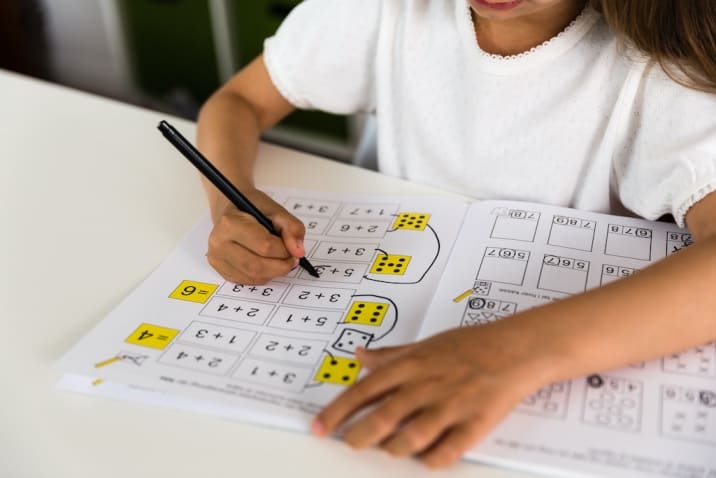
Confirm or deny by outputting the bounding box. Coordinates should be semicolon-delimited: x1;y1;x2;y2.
314;356;361;386
370;254;411;275
169;280;218;304
125;323;179;350
344;301;389;326
392;212;431;231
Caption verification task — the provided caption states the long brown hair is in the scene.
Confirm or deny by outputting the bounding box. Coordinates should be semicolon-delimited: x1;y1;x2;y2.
590;0;716;93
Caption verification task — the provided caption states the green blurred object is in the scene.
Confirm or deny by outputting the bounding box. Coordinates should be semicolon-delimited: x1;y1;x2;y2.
121;0;350;154
121;0;220;106
231;0;349;144
231;1;298;67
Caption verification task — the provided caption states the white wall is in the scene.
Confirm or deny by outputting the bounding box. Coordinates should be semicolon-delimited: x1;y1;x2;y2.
39;0;137;100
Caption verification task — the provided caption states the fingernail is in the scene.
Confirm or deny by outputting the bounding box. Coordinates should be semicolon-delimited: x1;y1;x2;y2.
311;419;325;436
296;239;305;253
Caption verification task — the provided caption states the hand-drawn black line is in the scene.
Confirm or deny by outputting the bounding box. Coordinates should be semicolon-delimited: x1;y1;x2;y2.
339;294;399;342
363;223;441;285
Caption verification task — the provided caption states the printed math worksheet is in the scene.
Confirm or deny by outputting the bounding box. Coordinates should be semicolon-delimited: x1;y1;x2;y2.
59;188;715;478
59;190;467;425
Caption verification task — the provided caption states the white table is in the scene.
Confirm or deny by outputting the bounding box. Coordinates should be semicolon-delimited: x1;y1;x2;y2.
0;69;534;478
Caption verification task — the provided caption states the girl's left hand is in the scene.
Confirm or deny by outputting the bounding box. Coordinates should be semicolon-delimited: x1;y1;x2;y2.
312;318;559;468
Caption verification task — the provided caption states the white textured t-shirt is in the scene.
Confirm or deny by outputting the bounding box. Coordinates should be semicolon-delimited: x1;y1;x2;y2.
264;0;716;226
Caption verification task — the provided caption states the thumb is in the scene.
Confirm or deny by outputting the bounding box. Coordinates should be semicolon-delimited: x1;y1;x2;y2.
356;344;415;370
271;212;307;258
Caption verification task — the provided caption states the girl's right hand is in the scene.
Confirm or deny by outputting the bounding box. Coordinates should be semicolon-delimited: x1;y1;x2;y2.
206;187;306;284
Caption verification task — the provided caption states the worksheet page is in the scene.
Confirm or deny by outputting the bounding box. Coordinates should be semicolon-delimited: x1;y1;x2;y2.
419;200;715;478
58;188;468;429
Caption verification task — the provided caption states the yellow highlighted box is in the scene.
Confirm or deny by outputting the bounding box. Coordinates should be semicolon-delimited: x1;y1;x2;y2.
344;301;389;327
169;280;218;304
370;254;411;275
392;212;431;231
314;356;361;386
125;323;179;350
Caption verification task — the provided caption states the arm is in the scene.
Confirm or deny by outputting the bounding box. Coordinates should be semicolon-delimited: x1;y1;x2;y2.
197;55;306;284
314;192;716;468
198;0;381;284
525;193;716;378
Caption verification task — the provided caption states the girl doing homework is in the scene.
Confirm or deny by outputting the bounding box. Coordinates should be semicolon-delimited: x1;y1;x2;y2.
196;0;716;468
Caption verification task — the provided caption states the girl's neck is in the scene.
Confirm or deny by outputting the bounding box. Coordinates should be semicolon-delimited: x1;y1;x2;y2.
472;1;587;56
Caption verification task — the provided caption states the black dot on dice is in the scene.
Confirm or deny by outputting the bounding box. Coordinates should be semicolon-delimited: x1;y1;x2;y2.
414;225;420;228
393;269;400;273
351;316;358;320
372;311;380;316
370;318;377;322
323;373;331;379
388;262;394;267
379;262;386;266
331;360;338;365
376;267;383;272
358;304;365;308
349;363;356;368
342;376;350;381
382;255;388;260
399;258;406;262
419;215;425;218
376;305;384;309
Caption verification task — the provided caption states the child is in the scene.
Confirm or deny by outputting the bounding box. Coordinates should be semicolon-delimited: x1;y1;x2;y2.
196;0;716;468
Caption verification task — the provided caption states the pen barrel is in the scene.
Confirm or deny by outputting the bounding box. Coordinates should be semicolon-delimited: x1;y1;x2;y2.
158;121;277;234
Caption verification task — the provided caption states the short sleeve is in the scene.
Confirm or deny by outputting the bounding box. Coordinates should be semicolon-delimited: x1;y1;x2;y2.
263;0;381;114
617;67;716;227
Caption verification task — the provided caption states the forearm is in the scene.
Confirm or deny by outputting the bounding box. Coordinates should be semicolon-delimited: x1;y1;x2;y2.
510;235;716;382
197;90;262;221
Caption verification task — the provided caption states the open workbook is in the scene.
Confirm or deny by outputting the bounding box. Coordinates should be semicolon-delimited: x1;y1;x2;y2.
58;187;715;478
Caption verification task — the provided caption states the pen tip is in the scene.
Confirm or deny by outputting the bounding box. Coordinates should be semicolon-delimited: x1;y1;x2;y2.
300;257;320;278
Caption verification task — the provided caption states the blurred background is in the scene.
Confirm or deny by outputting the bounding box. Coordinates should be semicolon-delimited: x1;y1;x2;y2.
0;0;375;165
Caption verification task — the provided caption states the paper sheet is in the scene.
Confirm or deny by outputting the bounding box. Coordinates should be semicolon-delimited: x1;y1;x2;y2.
420;201;715;478
58;189;715;477
58;189;467;428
